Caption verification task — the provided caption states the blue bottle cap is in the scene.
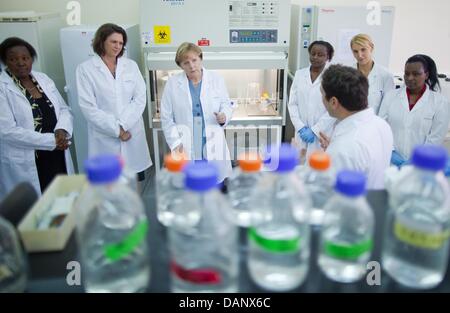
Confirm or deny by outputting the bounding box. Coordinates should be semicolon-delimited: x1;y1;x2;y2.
84;154;122;184
184;161;219;192
335;170;366;197
411;145;448;171
264;143;299;172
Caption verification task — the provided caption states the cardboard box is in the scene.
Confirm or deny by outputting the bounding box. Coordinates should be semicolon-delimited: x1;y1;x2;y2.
18;175;86;253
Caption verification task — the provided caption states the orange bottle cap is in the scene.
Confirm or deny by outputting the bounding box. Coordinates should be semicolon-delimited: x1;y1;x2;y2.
164;153;188;172
309;151;331;171
238;152;262;172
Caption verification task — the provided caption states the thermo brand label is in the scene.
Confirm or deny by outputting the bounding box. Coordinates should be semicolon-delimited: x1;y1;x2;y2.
394;222;450;250
248;227;300;253
104;221;149;262
324;239;373;260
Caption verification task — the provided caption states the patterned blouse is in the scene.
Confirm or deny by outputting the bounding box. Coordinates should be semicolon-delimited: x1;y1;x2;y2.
6;68;55;133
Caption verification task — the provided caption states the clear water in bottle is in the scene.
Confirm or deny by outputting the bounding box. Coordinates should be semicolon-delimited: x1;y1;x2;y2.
117;155;138;192
227;152;262;227
0;216;27;293
248;223;308;291
382;145;450;289
76;154;150;293
301;151;334;226
156;153;188;226
318;170;374;283
247;144;311;291
169;162;238;293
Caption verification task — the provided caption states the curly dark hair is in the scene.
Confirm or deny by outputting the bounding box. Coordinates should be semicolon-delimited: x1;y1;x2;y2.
0;37;37;63
321;64;369;111
308;40;335;61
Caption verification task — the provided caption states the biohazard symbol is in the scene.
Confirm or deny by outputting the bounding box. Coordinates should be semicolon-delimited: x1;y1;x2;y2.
154;26;171;44
158;31;167;39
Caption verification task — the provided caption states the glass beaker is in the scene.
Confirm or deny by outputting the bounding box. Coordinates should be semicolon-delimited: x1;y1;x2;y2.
246;82;261;108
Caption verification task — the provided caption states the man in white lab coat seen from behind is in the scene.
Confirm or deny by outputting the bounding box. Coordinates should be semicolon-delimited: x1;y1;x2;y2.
318;64;393;189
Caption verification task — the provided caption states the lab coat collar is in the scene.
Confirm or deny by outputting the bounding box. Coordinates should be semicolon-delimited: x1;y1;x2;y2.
355;62;379;80
0;70;59;106
306;62;329;85
176;67;209;111
92;54;128;78
369;62;380;77
333;107;375;137
176;67;210;96
176;67;208;86
407;84;431;113
92;54;105;68
0;69;28;98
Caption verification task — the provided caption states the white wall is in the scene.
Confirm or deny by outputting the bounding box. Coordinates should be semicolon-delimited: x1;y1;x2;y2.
1;0;449;74
291;0;450;75
0;0;140;25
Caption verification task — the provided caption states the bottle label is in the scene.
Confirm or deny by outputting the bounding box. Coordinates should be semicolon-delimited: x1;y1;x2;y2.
324;239;373;260
394;221;450;250
104;221;149;262
248;227;300;253
0;265;13;283
170;261;222;285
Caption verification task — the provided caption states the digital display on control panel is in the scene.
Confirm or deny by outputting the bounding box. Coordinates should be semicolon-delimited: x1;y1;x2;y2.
229;29;277;43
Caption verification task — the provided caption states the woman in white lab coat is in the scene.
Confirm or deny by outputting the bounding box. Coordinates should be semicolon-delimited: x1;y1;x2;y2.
0;37;74;200
76;23;152;177
351;34;395;115
288;40;335;160
161;42;233;183
379;54;450;166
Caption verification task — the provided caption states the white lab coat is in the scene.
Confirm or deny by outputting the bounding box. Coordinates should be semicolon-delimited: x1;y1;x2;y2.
161;69;233;182
379;85;450;160
326;108;393;190
288;66;332;159
76;55;152;173
0;70;74;200
354;63;395;115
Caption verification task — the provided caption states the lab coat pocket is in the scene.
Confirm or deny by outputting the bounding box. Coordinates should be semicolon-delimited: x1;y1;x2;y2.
209;95;222;115
421;114;434;135
122;75;136;98
369;89;383;108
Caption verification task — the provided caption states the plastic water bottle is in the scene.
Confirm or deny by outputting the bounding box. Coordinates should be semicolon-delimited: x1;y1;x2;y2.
75;154;150;293
117;156;138;192
0;216;27;292
156;153;188;226
227;152;262;227
382;145;450;289
247;144;311;291
169;162;238;293
302;151;334;226
318;170;374;283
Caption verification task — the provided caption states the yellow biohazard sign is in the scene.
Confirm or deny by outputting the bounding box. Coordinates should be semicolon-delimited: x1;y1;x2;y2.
154;26;171;44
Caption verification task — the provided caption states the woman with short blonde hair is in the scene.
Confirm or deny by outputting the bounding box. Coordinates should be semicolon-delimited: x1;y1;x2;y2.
350;33;394;115
161;42;233;184
175;42;203;66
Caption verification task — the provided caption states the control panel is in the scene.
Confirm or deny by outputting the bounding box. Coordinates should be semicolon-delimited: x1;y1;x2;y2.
230;29;278;43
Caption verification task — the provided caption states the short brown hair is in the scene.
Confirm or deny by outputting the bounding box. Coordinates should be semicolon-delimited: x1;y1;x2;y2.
92;23;127;58
322;64;369;112
175;42;202;66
